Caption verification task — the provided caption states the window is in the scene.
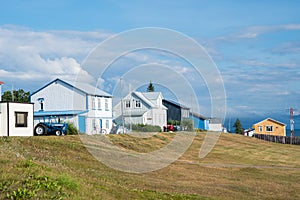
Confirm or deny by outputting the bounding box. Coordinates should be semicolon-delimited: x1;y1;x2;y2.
92;119;96;130
266;126;273;132
135;100;141;108
97;98;101;110
15;112;28;127
106;120;109;129
92;98;96;109
105;99;109;111
38;98;44;111
125;100;131;108
259;126;263;132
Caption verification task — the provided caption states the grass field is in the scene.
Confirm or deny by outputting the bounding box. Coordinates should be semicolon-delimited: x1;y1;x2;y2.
1;132;300;199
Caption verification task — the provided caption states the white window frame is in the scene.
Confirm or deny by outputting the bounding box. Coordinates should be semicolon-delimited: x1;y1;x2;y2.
259;126;263;132
105;99;109;111
97;98;102;110
106;120;109;129
135;100;141;108
92;97;96;110
125;100;131;109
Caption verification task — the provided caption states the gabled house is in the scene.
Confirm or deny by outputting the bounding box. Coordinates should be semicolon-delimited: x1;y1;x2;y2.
252;118;286;136
113;91;167;129
30;78;113;134
162;99;190;122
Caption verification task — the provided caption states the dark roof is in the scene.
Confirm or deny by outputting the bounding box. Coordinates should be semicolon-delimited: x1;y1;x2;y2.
209;118;223;124
162;99;190;109
190;112;207;120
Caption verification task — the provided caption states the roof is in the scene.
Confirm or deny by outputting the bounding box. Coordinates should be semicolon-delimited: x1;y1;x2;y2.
133;92;156;107
253;118;286;126
142;92;161;100
0;81;4;85
123;110;147;116
31;78;112;97
209;118;223;124
34;110;88;117
162;99;190;109
190;112;207;120
132;91;167;109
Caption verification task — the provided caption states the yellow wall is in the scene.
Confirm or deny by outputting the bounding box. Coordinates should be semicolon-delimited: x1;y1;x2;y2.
253;119;286;136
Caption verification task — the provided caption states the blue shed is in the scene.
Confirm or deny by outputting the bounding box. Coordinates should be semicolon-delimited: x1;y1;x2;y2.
190;112;208;130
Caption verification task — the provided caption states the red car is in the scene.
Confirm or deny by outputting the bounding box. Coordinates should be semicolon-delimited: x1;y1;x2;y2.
163;124;174;132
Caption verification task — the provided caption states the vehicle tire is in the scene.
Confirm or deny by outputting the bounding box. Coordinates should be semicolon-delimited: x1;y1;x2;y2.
34;124;47;136
55;130;62;136
101;129;107;134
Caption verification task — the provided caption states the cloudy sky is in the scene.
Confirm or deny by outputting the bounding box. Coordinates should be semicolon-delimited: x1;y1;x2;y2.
1;0;300;128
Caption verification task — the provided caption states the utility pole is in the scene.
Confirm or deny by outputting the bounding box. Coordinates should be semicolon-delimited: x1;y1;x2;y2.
290;108;295;144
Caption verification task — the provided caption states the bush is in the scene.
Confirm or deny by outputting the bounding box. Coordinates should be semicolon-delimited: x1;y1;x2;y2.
67;122;79;135
131;124;161;132
181;119;194;131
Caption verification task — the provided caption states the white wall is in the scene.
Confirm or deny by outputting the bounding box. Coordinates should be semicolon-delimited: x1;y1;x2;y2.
31;81;86;112
208;123;223;132
85;95;113;134
0;102;33;136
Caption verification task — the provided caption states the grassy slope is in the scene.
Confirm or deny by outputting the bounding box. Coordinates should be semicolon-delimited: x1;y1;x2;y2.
0;132;300;200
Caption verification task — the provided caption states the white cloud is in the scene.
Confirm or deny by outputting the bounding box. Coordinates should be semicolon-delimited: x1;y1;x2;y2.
0;25;114;87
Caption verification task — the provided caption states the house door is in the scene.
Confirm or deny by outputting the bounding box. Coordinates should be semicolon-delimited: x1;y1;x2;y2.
78;116;86;133
99;119;102;129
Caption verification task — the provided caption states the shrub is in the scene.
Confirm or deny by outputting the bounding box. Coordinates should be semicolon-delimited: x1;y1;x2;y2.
131;124;161;132
181;119;194;131
67;122;79;135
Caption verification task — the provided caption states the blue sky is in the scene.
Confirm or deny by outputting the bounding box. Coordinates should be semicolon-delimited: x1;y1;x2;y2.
1;0;300;128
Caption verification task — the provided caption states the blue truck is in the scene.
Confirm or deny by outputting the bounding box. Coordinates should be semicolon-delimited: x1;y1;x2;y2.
34;116;68;136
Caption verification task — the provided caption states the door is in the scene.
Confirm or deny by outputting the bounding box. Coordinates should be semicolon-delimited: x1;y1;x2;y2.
78;116;86;133
99;119;102;129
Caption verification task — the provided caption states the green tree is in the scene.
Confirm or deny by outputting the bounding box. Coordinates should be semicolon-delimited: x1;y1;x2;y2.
2;89;30;103
181;118;194;131
233;118;243;134
147;81;154;92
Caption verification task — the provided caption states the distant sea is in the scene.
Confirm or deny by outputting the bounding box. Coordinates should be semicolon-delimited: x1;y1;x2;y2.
286;129;300;137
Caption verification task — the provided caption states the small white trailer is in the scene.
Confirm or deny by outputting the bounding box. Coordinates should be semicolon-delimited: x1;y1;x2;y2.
0;102;34;137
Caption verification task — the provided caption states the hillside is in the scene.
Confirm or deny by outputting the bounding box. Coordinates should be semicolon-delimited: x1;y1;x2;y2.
1;132;300;199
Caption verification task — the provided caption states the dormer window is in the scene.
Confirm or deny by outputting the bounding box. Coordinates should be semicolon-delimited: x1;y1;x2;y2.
125;100;131;108
135;100;141;108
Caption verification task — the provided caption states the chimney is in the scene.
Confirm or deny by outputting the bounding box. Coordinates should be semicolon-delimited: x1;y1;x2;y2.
0;81;3;101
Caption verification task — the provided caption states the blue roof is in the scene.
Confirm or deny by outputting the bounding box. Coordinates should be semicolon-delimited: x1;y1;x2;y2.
34;110;88;117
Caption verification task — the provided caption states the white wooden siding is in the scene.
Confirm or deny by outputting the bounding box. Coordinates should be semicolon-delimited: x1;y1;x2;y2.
31;82;86;112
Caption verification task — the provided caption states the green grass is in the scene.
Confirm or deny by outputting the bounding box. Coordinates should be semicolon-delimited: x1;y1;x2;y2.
0;132;300;199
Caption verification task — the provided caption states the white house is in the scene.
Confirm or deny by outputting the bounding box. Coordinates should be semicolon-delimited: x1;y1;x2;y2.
113;91;167;130
30;78;113;134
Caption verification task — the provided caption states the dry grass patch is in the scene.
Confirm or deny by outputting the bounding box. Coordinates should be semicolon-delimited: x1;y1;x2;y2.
1;132;300;199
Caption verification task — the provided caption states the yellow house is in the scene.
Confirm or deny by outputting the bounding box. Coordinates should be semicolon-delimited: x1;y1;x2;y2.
253;118;286;136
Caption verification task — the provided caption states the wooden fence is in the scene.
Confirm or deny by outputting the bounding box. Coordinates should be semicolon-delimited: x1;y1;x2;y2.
253;134;300;145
